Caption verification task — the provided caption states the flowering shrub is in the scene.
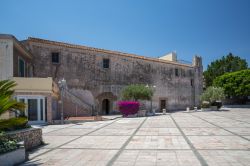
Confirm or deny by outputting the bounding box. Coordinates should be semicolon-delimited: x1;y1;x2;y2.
117;101;140;117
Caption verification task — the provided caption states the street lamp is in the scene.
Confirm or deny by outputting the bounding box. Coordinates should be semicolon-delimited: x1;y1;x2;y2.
146;84;156;113
58;78;67;124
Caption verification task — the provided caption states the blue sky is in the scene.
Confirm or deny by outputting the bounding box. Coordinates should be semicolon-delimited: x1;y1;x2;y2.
1;0;250;69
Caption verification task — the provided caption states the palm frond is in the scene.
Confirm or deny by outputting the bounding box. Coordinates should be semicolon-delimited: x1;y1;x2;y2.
0;80;26;116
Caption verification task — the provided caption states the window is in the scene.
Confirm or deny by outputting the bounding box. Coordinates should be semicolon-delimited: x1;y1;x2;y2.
191;79;194;87
175;68;179;77
18;57;25;77
103;58;110;68
52;52;59;64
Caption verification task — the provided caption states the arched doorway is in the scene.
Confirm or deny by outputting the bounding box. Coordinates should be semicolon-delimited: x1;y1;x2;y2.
96;92;117;115
102;99;110;115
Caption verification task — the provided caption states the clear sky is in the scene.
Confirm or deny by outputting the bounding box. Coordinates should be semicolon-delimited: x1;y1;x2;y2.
1;0;250;69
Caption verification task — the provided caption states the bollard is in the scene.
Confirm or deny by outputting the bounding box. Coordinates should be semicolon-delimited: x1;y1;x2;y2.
162;109;166;115
186;107;190;112
152;109;156;115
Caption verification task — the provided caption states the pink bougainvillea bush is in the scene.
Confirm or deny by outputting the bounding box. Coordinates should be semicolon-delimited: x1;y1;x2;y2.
117;101;140;117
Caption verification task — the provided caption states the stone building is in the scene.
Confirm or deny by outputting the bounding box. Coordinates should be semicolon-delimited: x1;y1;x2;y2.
22;37;203;117
0;34;202;123
0;34;58;124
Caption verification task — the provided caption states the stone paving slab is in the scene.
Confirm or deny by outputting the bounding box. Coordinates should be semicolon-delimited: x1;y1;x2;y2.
23;149;118;166
142;119;177;128
182;127;233;136
188;136;250;149
68;121;114;129
89;128;136;136
136;128;181;136
44;128;95;136
209;121;250;128
42;124;75;129
24;108;250;165
27;148;52;159
61;136;130;149
113;150;201;166
42;135;79;148
125;136;190;149
199;150;250;166
243;136;250;140
224;127;250;135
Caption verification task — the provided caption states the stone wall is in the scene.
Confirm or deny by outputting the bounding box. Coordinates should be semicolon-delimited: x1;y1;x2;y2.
23;38;203;115
6;128;42;151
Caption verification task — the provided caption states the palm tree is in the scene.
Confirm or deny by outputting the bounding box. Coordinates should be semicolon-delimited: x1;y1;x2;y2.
0;80;25;116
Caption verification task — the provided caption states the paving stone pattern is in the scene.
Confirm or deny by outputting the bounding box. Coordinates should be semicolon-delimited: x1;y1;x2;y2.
23;108;250;166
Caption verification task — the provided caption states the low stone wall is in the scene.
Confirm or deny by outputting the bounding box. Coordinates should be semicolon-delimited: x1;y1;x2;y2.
6;128;42;151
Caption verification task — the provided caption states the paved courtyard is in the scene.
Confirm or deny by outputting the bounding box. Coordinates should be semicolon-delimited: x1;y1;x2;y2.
23;108;250;166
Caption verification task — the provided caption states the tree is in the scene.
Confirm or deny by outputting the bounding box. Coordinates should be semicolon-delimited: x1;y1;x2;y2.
121;84;153;101
204;53;248;87
213;69;250;98
0;80;25;116
200;86;225;105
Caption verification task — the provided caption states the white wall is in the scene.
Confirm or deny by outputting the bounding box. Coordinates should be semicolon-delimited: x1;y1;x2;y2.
0;39;13;80
159;52;177;61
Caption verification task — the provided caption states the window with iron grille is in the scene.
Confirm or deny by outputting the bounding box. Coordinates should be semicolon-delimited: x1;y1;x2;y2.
103;58;110;68
175;68;179;77
52;52;59;64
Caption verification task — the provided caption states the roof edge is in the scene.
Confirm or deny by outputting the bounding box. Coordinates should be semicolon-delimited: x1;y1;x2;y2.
27;37;194;68
0;34;33;59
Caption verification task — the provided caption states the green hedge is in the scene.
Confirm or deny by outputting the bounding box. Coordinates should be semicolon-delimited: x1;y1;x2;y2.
213;69;250;97
0;117;30;131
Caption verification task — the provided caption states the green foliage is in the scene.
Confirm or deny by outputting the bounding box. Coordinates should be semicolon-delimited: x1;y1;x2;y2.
0;80;25;116
204;53;248;87
0;131;18;154
201;86;225;105
213;69;250;97
121;84;153;101
0;117;30;131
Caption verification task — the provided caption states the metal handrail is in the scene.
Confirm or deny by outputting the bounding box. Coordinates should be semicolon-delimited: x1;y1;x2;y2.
64;89;94;110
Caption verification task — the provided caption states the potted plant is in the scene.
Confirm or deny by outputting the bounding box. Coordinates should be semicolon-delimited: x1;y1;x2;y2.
201;86;225;111
201;101;211;111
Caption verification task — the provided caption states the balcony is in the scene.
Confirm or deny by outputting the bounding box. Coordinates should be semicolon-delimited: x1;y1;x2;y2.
12;77;58;94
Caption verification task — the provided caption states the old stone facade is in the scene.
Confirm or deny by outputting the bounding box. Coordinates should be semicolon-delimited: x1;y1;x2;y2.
21;37;203;117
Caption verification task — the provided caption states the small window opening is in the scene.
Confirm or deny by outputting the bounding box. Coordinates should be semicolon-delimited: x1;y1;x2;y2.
103;58;110;68
52;52;59;64
175;68;179;77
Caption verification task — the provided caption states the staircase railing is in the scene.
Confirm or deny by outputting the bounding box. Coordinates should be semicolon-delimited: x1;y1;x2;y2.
64;89;95;115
